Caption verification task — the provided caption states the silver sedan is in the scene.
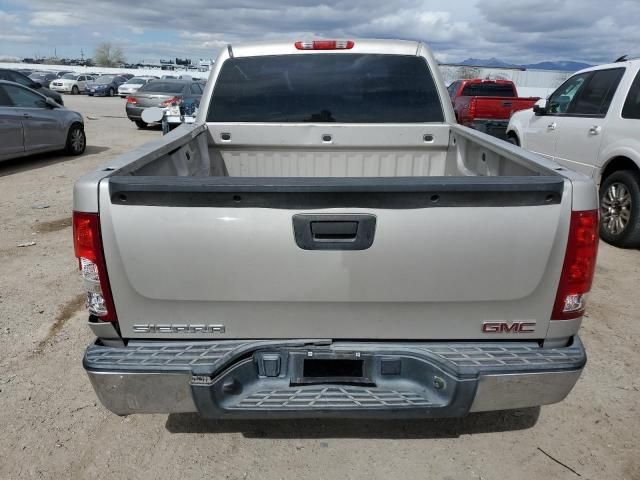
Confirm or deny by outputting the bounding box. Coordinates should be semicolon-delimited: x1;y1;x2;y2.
118;77;156;98
0;80;86;162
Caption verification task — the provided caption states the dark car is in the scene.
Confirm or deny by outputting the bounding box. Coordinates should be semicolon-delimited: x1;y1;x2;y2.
28;72;57;88
86;75;127;97
125;79;204;128
0;69;64;106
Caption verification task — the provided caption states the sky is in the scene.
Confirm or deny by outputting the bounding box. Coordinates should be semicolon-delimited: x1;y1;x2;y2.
0;0;639;64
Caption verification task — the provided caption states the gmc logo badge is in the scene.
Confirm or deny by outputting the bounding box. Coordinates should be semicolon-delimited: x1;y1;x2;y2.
482;322;536;333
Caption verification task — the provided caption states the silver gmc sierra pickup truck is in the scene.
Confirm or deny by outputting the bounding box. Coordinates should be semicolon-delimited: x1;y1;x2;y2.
74;39;598;418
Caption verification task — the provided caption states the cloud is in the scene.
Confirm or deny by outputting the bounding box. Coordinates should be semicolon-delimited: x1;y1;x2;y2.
1;0;638;64
477;0;640;62
29;11;87;27
353;10;474;47
0;33;36;43
0;10;37;46
0;9;19;23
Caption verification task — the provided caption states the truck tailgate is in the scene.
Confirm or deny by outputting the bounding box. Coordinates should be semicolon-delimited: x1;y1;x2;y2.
99;176;570;340
474;97;539;120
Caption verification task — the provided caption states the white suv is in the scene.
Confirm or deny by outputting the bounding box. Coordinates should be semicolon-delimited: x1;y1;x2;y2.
507;58;640;247
50;74;95;95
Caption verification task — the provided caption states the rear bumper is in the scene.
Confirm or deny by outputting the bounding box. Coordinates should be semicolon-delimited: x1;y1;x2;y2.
125;105;144;120
84;337;586;418
88;88;110;96
50;85;72;92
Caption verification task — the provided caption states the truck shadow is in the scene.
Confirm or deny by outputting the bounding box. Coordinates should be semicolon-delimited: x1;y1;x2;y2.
0;146;110;177
165;407;540;439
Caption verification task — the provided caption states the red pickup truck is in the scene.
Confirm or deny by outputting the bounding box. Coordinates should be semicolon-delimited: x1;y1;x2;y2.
447;79;539;139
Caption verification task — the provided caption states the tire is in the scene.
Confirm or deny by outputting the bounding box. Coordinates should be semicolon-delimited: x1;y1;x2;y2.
599;169;640;248
88;94;93;97
506;134;520;146
65;124;86;156
135;120;148;129
108;88;114;97
71;85;79;95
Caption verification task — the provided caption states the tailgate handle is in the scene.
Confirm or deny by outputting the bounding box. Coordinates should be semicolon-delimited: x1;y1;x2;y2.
293;214;376;250
311;221;358;241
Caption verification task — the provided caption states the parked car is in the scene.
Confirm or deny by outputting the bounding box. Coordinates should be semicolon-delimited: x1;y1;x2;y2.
86;75;127;97
117;73;135;80
508;58;640;247
0;80;85;162
0;68;64;105
76;39;597;419
50;73;95;95
448;79;539;139
125;78;203;128
28;72;57;88
117;77;155;98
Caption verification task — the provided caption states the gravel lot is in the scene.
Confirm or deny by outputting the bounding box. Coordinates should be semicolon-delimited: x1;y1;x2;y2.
0;95;638;480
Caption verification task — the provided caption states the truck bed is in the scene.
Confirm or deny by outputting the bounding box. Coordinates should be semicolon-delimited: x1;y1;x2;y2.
124;124;540;178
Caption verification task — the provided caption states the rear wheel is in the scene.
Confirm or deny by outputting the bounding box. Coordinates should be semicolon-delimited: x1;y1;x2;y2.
135;120;148;129
599;170;640;248
108;87;114;97
65;124;86;156
71;85;79;95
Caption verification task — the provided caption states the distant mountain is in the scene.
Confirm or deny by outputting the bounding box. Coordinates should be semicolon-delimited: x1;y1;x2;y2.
458;57;517;68
521;61;593;71
455;58;592;72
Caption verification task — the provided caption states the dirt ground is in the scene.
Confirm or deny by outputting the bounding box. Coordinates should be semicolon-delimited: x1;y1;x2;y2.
0;95;638;480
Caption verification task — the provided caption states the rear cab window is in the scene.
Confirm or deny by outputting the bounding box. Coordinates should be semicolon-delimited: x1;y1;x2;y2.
460;83;516;97
207;54;444;123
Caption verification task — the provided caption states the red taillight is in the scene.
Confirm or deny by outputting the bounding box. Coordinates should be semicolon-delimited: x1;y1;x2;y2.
160;96;182;107
295;40;354;50
73;212;117;322
468;98;477;121
551;210;599;320
459;98;477;126
126;96;137;104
